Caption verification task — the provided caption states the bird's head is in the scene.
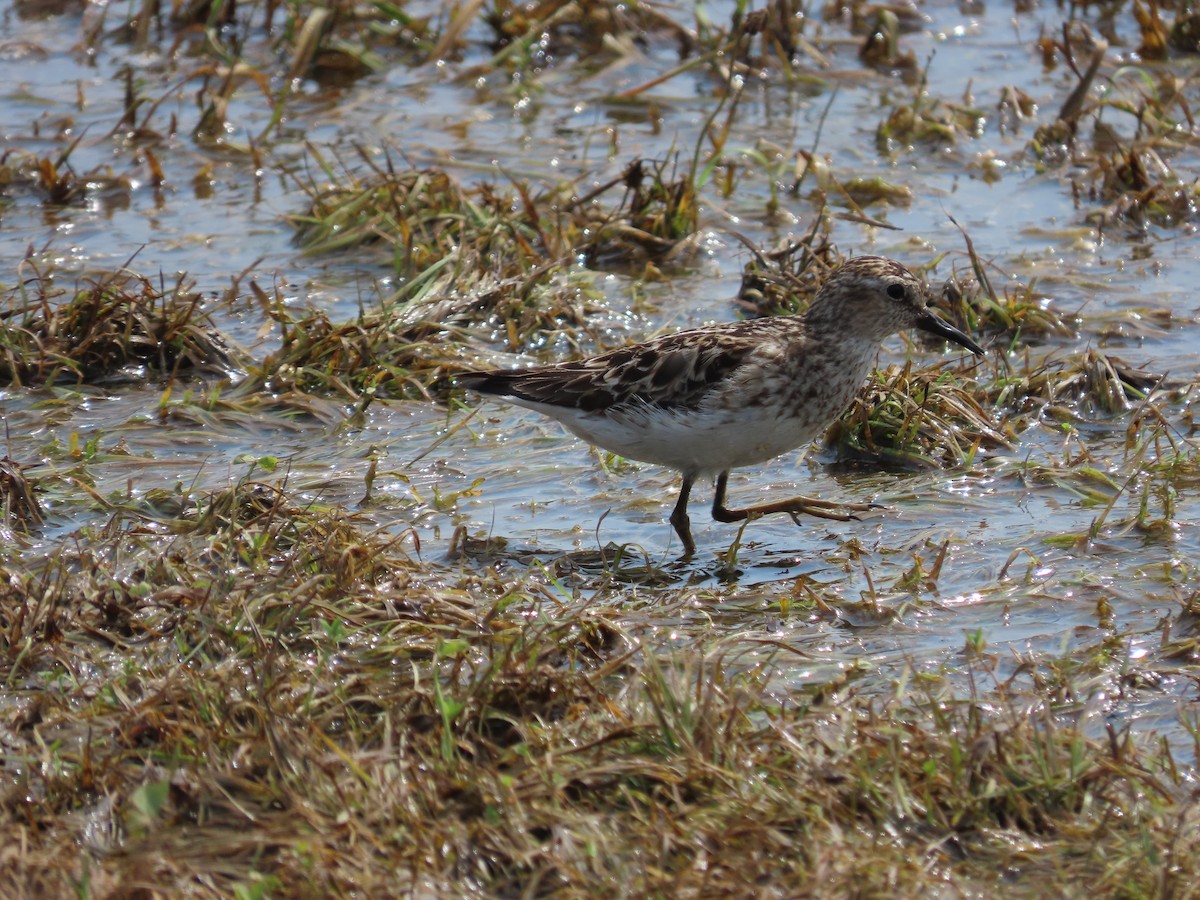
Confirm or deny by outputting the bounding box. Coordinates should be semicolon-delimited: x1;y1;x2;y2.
805;256;985;356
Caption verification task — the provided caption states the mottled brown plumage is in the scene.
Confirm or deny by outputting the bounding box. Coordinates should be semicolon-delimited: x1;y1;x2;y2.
460;256;984;555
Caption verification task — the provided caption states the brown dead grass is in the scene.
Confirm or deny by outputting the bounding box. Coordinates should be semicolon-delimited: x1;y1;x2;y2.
0;267;235;387
1;479;1197;896
829;361;1011;468
4;0;1200;896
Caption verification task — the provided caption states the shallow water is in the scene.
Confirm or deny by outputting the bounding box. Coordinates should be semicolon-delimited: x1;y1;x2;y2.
2;0;1199;752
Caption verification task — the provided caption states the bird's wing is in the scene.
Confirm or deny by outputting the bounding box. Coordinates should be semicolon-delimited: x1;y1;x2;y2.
461;320;777;412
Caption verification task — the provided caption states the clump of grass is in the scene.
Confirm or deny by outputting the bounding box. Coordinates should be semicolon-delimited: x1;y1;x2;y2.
1082;145;1199;230
939;268;1081;344
1029;20;1196;233
1075;349;1164;414
570;156;702;269
285;151;536;289
0;453;43;531
177;478;418;586
827;362;1010;468
733;227;842;317
234;265;605;400
876;61;985;154
235;303;451;401
990;350;1163;419
1172;11;1200;52
474;0;694;66
1028;24;1108;163
877;96;986;152
724;0;813;77
120;0;406;88
0;267;235;386
0;144;132;208
856;6;918;73
286;150;548;273
288;148;703;278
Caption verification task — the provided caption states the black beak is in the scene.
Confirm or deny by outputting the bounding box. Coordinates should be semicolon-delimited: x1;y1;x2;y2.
915;309;985;356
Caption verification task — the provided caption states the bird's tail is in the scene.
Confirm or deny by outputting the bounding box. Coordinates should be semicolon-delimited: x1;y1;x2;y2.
457;371;517;396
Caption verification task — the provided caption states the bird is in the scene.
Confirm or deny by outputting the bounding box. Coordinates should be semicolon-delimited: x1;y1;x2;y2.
459;255;985;555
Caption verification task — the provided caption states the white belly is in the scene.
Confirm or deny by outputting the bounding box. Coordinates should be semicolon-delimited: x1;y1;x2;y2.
551;402;825;476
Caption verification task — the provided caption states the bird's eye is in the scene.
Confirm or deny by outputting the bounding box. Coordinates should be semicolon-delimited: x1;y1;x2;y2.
886;283;906;300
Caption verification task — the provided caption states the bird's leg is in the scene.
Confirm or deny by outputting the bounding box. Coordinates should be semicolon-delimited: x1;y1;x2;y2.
710;471;877;524
669;474;697;556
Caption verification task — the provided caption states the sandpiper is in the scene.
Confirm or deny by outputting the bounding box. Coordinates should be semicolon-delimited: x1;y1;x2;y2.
460;256;984;554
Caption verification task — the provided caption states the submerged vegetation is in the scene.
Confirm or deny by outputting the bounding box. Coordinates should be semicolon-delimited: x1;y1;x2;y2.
2;0;1200;895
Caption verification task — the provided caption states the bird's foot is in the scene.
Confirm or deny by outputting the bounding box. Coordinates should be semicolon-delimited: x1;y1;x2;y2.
716;494;882;525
